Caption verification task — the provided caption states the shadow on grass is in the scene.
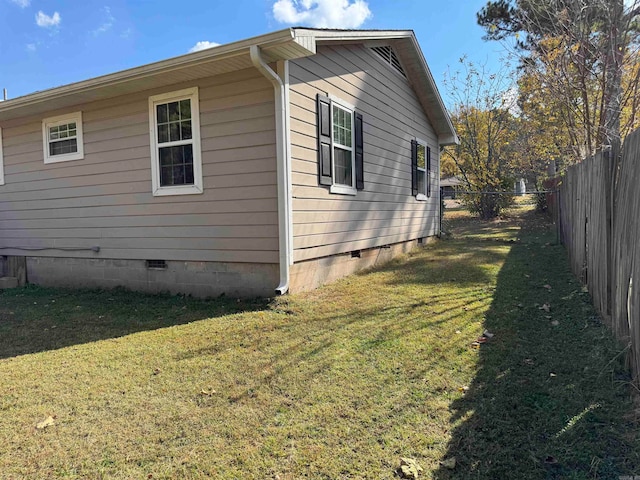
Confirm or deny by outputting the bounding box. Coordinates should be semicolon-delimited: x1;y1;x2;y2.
381;245;504;288
0;286;269;360
434;215;640;479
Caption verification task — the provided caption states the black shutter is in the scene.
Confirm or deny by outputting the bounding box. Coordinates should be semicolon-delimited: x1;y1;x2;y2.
426;146;431;197
411;139;418;196
355;112;364;190
316;94;332;186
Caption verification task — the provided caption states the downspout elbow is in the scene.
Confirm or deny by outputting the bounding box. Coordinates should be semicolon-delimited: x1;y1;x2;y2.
250;46;291;296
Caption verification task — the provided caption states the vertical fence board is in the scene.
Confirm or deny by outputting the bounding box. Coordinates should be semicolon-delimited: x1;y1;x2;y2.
559;129;640;385
613;129;640;379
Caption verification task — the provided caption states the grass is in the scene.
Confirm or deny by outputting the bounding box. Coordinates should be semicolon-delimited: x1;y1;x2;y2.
0;206;638;479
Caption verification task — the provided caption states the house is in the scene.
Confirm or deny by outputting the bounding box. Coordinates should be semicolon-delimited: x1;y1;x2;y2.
440;176;465;199
0;28;458;297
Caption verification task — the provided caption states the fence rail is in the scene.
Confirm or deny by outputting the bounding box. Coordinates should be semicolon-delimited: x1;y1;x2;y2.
556;128;640;385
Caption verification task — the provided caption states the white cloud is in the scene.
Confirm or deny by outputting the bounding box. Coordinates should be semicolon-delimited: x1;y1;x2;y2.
26;43;36;52
10;0;30;8
35;10;61;28
272;0;372;28
189;41;220;53
92;6;115;36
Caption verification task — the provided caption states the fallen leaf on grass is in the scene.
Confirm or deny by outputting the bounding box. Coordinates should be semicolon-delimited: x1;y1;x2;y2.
551;320;559;326
550;373;557;377
458;386;469;393
544;455;558;465
440;457;456;469
36;416;55;430
524;358;535;366
399;457;423;479
200;388;216;396
543;284;552;290
539;303;551;312
470;342;481;349
483;330;494;338
152;368;161;375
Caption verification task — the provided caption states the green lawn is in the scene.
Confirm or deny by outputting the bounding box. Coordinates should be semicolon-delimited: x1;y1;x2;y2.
0;207;638;479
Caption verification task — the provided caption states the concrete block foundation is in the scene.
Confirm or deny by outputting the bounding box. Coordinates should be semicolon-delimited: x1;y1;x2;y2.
19;237;436;298
26;257;279;298
289;237;437;293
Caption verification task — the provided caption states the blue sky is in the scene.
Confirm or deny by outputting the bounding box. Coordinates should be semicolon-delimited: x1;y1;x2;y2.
0;0;506;104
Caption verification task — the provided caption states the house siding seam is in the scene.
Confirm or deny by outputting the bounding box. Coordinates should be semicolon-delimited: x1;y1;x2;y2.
289;44;441;263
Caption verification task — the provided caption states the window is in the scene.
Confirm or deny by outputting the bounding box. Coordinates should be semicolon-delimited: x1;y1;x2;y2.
316;94;364;194
148;87;203;196
411;138;431;199
332;103;353;189
42;112;84;163
0;127;4;185
416;143;426;195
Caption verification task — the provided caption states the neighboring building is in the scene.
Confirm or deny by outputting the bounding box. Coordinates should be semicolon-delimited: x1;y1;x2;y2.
0;28;458;297
440;176;465;199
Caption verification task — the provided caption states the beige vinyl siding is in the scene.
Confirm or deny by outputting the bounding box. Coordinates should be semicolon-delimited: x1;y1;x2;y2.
0;68;279;264
289;44;441;262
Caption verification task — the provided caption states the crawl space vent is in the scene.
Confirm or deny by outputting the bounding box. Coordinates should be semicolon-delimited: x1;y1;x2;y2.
371;46;407;78
146;259;167;270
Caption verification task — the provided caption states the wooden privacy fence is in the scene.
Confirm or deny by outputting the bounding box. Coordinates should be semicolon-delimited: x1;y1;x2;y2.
558;128;640;385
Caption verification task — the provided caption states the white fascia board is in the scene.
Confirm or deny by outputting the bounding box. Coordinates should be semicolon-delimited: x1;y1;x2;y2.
295;28;414;42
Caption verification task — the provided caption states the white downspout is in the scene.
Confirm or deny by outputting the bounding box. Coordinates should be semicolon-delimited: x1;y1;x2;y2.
250;45;292;295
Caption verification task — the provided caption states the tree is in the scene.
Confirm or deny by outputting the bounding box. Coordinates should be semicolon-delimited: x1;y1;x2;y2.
443;59;519;219
516;67;578;168
477;0;640;166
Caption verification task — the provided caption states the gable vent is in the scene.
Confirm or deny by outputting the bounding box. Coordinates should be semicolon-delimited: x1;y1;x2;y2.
371;46;407;78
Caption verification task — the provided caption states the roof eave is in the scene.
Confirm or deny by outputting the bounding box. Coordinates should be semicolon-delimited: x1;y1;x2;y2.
0;27;458;145
403;35;458;145
0;28;313;119
439;134;460;146
292;29;458;145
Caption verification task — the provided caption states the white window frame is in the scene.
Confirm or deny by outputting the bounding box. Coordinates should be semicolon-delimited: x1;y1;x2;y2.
148;87;203;196
42;111;84;164
0;127;5;185
329;95;357;196
415;137;429;201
